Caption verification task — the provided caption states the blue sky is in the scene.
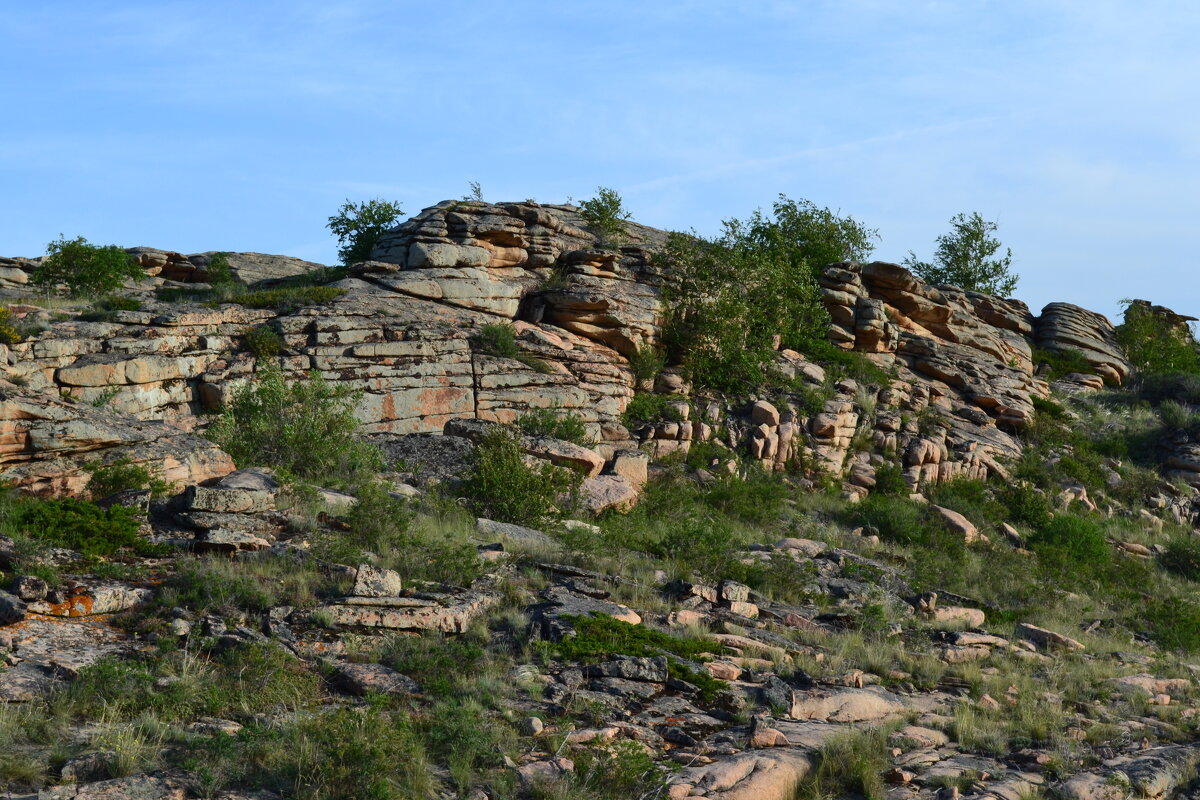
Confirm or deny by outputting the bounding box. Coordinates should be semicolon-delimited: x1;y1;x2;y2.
3;1;1199;321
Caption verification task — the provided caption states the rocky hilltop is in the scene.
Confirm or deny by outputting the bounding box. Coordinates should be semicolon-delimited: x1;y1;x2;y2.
3;201;1200;800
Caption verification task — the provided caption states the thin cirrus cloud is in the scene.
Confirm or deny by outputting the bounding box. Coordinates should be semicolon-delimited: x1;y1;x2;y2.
2;1;1199;321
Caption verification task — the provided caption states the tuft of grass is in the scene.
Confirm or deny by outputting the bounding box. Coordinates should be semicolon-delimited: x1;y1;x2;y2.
515;406;590;446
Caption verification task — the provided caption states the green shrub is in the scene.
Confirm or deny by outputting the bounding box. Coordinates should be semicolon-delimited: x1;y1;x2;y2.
853;495;950;547
205;365;383;490
460;427;580;525
1144;597;1200;652
515;406;589;445
78;295;143;323
551;614;717;661
326;198;405;265
579;186;632;248
32;236;144;297
620;393;680;427
871;463;907;496
235;285;346;312
5;495;157;557
659;195;877;394
0;307;22;345
1161;536;1200;582
1117;299;1200;377
471;322;549;372
997;484;1052;530
627;341;667;384
1027;514;1109;578
903;211;1017;297
1032;348;1096;381
327;482;484;586
927;478;1008;526
205;252;236;286
85;457;170;500
243;325;285;358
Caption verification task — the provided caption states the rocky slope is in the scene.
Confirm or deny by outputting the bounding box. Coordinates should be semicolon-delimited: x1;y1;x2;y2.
5;201;1200;800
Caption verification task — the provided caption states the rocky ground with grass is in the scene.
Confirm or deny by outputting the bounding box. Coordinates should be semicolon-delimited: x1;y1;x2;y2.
4;201;1200;799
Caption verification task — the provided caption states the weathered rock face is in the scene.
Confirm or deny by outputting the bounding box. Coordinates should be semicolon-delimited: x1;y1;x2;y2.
0;381;233;496
1034;302;1131;384
0;201;1139;494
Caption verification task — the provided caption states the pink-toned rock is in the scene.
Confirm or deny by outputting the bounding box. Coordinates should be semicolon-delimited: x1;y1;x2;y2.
579;474;639;514
933;505;982;543
748;727;789;748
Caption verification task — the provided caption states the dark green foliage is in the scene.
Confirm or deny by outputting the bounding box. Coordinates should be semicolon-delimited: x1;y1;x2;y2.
903;211;1017;297
620;393;680;427
0;307;22;344
568;740;666;800
550;614;717;661
382;632;486;698
578;186;631;247
1161;536;1200;582
6;494;157;557
997;484;1052;530
516;407;590;446
796;727;891;800
205;365;383;490
696;467;790;525
31;235;144;296
1031;395;1069;420
852;495;955;548
205;252;236;286
235;285;346;312
471;322;549;372
660;196;877;393
1026;514;1110;578
927;478;1008;527
1117;299;1200;377
628;341;667;383
460;427;580;525
1032;347;1096;381
472;322;521;358
1138;372;1200;405
667;660;729;703
243;324;285;358
803;339;894;385
84;457;170;500
78;295;143;322
871;463;907;496
327;482;484;586
327;198;404;266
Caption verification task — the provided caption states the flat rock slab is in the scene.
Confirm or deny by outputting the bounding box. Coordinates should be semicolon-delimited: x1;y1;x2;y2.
332;662;422;696
672;748;813;800
320;590;497;634
5;614;135;685
789;688;906;723
27;583;153;617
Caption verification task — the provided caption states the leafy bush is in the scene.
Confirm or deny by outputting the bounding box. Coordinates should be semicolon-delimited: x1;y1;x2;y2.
871;463;907;496
579;186;632;247
327;482;484;586
660;196;877;393
903;211;1017;297
1161;536;1200;582
1144;597;1200;652
244;325;285;358
471;322;549;372
620;392;680;427
1026;514;1109;578
85;457;170;500
1116;299;1200;377
0;307;22;345
460;427;580;525
78;295;143;323
205;365;383;490
1032;347;1096;381
515;406;589;445
31;236;144;296
205;252;236;286
235;285;346;312
927;478;1008;526
4;494;156;557
997;484;1052;530
852;495;952;547
326;198;404;265
551;614;717;661
628;341;667;384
